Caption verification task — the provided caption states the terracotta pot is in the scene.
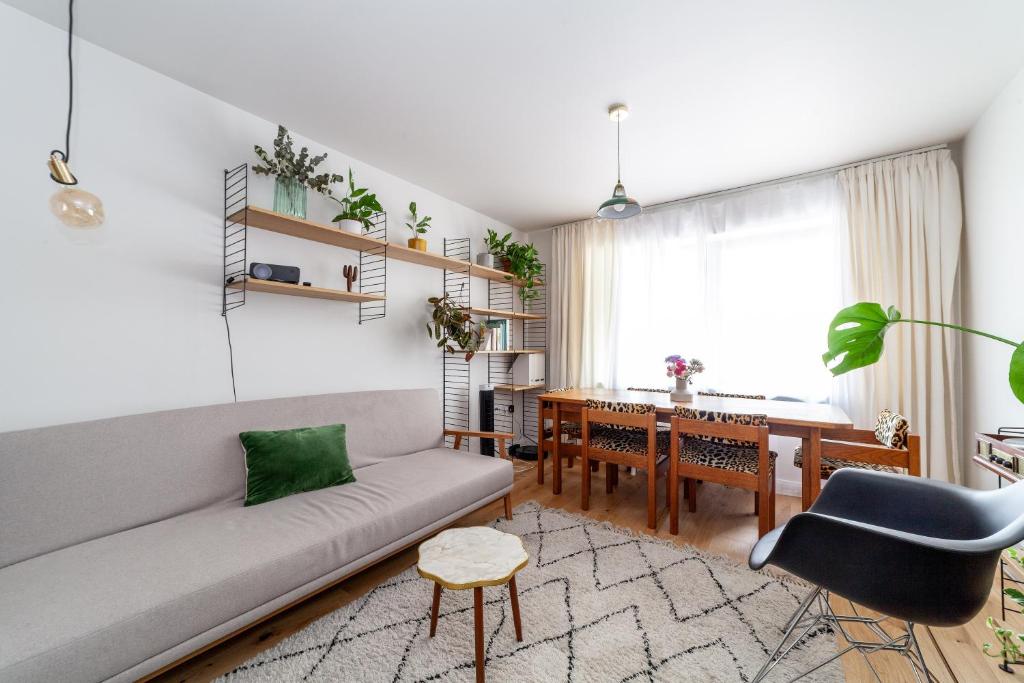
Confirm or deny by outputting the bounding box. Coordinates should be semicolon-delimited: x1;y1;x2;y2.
408;237;428;252
499;257;512;272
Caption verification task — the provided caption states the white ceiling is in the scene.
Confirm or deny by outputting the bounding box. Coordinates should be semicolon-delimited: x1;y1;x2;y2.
8;1;1024;230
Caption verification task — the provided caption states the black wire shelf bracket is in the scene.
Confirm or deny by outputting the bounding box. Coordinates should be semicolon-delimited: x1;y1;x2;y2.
359;211;387;324
443;238;472;451
222;163;248;316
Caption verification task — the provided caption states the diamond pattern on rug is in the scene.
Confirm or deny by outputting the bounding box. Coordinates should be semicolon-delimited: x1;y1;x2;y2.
219;502;842;682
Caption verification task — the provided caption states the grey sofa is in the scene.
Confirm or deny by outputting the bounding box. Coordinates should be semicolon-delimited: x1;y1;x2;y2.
0;389;513;682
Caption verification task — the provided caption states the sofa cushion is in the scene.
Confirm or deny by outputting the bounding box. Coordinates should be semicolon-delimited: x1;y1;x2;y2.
0;389;443;568
241;423;356;506
0;448;512;683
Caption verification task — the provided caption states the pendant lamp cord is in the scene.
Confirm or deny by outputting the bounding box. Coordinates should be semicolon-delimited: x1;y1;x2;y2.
614;116;622;183
51;0;74;163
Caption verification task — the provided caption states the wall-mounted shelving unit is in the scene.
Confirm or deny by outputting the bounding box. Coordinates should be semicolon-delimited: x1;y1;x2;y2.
227;279;385;303
221;171;387;323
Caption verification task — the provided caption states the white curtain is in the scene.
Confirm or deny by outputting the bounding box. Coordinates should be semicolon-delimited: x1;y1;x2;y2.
836;149;963;482
551;174;843;401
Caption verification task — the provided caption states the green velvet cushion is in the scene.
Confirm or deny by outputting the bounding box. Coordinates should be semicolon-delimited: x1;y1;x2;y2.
240;423;355;506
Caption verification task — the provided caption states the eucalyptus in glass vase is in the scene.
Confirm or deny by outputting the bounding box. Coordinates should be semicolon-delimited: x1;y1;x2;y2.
253;125;343;219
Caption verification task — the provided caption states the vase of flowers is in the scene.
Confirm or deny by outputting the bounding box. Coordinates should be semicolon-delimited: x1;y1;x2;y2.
666;355;705;402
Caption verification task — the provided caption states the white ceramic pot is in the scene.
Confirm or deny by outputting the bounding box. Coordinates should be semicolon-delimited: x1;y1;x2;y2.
337;218;363;234
477;253;495;268
670;377;694;402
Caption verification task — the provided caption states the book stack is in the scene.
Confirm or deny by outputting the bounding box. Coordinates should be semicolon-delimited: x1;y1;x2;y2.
481;320;509;351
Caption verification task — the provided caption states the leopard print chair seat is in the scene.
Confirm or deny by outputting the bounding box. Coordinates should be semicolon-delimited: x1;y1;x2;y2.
674;406;778;473
585;399;670;456
793;409;910;479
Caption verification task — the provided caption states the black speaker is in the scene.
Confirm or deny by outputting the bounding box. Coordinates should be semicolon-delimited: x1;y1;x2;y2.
479;386;495;456
249;262;300;284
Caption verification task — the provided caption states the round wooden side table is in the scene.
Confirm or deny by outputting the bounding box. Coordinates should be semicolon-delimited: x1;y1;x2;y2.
417;526;529;683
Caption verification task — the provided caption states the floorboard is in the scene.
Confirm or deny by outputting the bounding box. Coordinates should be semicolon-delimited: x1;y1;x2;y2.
154;460;1015;682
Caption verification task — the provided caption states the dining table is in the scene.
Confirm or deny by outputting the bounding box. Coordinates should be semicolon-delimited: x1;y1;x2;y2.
536;388;853;510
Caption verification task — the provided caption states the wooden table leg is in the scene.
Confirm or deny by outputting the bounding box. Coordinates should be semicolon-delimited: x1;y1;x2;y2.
508;576;523;642
553;402;562;495
429;583;442;637
536;397;545;485
473;586;485;683
808;428;823;509
800;436;812;511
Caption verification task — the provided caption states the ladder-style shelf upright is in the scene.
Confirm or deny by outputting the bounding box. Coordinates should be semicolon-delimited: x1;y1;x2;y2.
220;165;387;324
442;238;472;451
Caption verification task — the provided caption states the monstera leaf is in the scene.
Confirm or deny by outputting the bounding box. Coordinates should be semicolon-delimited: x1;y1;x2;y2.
822;302;902;376
822;301;1024;405
1011;344;1024;404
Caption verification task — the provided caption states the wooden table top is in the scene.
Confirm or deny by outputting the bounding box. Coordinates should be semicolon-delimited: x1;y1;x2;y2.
538;387;853;430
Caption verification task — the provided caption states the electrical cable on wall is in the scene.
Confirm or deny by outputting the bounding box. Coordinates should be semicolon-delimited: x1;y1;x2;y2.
224;315;237;402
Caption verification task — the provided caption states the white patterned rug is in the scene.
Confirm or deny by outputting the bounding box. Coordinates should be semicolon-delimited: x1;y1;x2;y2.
220;502;842;682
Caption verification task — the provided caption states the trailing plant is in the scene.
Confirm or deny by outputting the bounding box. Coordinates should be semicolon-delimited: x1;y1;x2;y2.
503;240;544;306
984;617;1024;672
330;168;383;230
253;125;342;195
822;302;1024;404
426;293;485;361
406;202;431;237
484;228;512;257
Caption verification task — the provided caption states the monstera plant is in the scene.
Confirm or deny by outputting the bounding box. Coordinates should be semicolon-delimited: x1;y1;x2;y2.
822;302;1024;403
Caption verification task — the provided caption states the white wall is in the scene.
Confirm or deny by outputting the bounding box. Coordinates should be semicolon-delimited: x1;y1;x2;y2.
962;64;1024;488
0;4;532;434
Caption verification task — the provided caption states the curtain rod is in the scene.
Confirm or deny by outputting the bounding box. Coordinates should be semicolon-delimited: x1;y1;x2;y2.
548;142;949;230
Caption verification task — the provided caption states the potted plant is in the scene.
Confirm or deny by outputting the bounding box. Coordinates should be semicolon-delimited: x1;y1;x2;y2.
330;168;383;234
665;355;705;402
479;228;511;268
503;240;545;307
426;293;485;361
405;201;431;251
253;125;343;219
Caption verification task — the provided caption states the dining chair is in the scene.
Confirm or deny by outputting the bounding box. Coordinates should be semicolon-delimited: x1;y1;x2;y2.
697;390;767;400
794;409;920;503
668;406;777;537
581;399;670;529
626;387;670;393
748;469;1024;681
540;387;584;484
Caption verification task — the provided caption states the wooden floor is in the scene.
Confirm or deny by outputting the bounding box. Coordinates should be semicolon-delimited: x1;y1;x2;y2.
157;461;1014;682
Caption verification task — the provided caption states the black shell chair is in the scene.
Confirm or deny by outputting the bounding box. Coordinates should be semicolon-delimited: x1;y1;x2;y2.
748;468;1024;681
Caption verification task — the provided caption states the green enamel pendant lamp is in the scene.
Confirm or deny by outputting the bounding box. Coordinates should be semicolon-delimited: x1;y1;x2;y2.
596;103;641;220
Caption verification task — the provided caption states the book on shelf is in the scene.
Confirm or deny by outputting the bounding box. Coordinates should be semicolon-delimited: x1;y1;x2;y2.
483;320;508;351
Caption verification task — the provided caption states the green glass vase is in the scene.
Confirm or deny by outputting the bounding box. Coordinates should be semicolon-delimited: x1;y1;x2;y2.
273;177;307;218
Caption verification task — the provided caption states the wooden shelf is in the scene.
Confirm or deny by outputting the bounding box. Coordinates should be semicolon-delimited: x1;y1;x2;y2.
387;242;533;285
493;383;546;392
474;349;544;355
230;206;386;252
227;279;385;304
467;306;545;321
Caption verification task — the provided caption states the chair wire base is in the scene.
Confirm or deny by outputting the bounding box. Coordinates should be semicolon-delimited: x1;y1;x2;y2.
752;586;940;683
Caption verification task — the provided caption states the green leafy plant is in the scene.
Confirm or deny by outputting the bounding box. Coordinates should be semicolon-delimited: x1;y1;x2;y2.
1004;549;1024;609
984;617;1024;670
426;293;485;361
330;168;383;230
253;125;343;195
484;228;512;257
406;202;431;237
822;302;1024;403
503;240;544;306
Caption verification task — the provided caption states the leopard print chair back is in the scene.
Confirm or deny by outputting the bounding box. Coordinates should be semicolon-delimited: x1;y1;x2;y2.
627;387;671;393
875;409;910;449
586;399;656;432
698;390;767;400
674;405;768;447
